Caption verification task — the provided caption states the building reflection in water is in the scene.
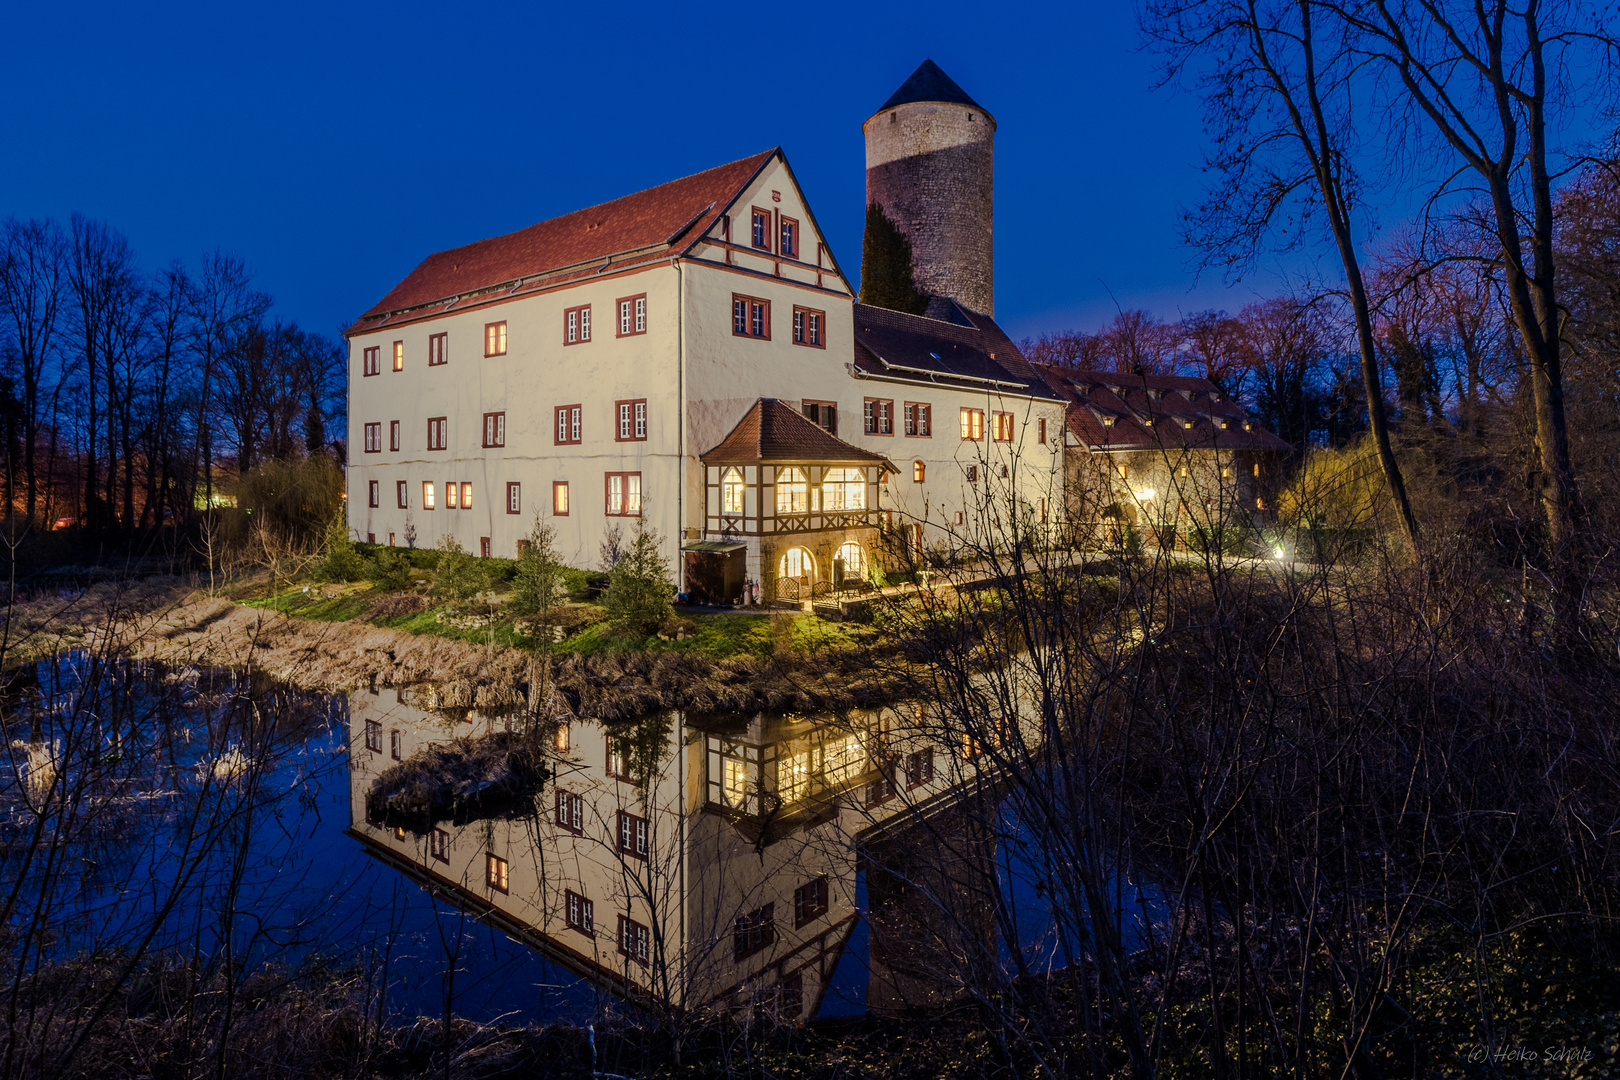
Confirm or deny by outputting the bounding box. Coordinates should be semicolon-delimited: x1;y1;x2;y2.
346;687;993;1022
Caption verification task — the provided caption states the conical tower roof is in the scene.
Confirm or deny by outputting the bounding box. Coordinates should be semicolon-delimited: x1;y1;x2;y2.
876;59;988;116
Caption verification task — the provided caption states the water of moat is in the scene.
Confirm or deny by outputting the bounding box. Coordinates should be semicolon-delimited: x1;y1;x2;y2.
0;655;1156;1025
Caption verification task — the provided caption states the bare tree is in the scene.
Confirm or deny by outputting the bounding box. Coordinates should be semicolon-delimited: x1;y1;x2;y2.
0;218;65;524
1348;0;1612;628
1144;0;1422;548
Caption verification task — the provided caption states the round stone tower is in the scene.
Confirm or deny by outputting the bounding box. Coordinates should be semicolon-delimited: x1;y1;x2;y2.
863;59;995;315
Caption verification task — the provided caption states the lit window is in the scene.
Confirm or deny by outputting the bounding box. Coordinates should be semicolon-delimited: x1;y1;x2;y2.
461;482;472;510
913;460;925;483
1038;418;1047;443
775;467;808;514
605;473;641;516
721;467;745;514
992;412;1014;442
422;482;436;510
392;341;404;371
485;853;509;892
553;481;569;515
484;321;507;357
822;467;866;511
960;408;984;441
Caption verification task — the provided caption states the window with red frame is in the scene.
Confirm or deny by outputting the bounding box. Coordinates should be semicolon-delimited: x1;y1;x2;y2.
485;853;509;892
734;904;776;960
992;411;1015;442
427;417;447;451
779;216;798;258
616;294;646;337
906;747;935;788
429;828;448;862
389;420;400;451
618;916;650;964
363;422;381;453
604;472;641;516
732;294;769;339
960;408;984;440
792;306;825;347
615;400;647;441
555;791;584;833
555;404;581;444
863;398;893;435
506;482;521;515
368;480;379;507
794;876;829;927
1037;417;1048;444
484;321;507;356
428;333;447;366
482;412;505;448
396;480;408;509
566;890;594;935
362;346;380;376
552;481;569;515
905;402;932;437
616;810;649;859
750;208;771;250
563;305;591;344
479;537;491;558
392;340;403;371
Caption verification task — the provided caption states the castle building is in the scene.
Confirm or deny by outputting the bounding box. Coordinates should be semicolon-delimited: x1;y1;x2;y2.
345;62;1066;600
344;61;1279;595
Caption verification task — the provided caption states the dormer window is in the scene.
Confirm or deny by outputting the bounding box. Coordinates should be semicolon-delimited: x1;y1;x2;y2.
822;467;866;511
1101;416;1115;427
1243;421;1253;431
722;468;745;514
1182;420;1195;429
775;467;808;514
1220;420;1230;429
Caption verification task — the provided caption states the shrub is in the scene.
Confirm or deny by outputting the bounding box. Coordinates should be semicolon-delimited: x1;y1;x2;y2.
508;520;567;617
432;535;489;601
365;546;414;591
601;518;673;637
313;513;365;582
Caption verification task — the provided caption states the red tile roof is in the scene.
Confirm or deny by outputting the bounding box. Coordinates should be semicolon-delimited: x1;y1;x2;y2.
352;150;777;329
1034;364;1293;452
701;399;895;467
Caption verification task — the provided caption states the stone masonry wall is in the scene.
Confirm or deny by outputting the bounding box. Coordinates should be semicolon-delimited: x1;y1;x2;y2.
865;101;994;315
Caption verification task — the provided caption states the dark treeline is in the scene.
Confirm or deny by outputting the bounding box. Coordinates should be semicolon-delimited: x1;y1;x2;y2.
0;214;346;535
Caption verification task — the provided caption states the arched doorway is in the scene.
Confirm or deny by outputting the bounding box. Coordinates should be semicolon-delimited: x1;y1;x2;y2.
778;547;815;600
833;541;864;589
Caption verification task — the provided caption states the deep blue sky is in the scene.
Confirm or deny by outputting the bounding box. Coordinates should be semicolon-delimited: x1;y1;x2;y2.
1;1;1293;342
